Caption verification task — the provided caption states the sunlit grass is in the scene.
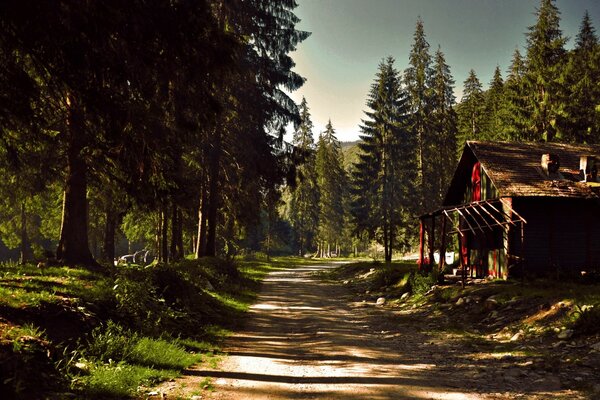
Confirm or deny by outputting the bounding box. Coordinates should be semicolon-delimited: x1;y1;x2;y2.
129;337;202;369
77;363;178;398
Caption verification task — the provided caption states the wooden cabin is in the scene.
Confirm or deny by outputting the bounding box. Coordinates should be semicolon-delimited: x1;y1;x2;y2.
420;141;600;279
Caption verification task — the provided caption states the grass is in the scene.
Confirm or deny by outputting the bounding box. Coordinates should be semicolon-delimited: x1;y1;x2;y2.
0;255;299;398
76;363;179;398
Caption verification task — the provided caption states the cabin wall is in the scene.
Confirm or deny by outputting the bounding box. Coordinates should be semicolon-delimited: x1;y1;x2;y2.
463;163;499;204
512;197;600;274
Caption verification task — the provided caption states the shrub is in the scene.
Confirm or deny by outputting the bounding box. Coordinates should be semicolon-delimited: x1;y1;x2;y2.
407;271;437;296
571;304;600;335
84;321;138;363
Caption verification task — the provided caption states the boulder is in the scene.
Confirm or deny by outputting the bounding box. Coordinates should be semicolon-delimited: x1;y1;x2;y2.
557;329;574;340
376;297;386;305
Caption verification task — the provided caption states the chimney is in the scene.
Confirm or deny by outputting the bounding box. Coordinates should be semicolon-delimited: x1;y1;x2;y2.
580;155;597;182
541;153;560;176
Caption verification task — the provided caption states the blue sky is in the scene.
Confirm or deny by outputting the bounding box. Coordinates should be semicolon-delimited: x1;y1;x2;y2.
287;0;600;142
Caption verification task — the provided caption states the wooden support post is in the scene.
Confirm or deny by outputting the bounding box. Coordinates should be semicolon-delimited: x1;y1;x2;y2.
428;216;435;273
438;216;447;276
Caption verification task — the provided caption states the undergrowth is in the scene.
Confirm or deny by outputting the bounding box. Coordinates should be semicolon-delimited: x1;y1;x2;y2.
0;256;276;399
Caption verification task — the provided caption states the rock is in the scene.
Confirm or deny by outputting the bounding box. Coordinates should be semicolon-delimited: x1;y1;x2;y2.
376;297;386;305
557;329;574;340
74;362;89;371
510;331;523;342
365;290;370;294
400;292;410;301
484;297;499;310
147;392;160;397
590;342;600;351
456;297;465;306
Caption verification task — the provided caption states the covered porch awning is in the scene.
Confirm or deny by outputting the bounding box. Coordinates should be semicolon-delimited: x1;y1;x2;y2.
430;198;527;237
418;198;527;279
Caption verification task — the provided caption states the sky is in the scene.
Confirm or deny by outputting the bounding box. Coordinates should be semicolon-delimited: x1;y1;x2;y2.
286;0;600;142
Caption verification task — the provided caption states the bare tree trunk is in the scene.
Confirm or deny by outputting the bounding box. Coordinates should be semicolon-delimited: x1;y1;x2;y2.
195;182;208;258
19;202;30;264
102;204;117;264
205;131;221;257
161;205;169;262
56;97;96;267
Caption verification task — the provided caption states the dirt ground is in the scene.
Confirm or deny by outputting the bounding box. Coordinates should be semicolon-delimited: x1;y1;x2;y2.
158;262;593;400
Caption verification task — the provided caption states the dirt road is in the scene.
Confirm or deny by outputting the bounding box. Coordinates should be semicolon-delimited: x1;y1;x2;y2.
165;262;589;399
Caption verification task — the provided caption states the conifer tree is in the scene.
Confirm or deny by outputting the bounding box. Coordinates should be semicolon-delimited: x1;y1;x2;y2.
289;98;319;255
315;121;346;257
430;47;458;205
351;58;415;262
457;70;486;149
562;11;600;143
502;48;529;141
483;66;505;140
524;0;567;142
404;18;433;211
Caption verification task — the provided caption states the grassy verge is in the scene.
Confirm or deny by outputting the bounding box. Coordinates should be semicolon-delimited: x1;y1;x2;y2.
0;256;290;399
327;259;600;340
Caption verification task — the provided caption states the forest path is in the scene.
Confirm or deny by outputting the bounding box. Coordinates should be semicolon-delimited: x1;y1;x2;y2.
160;261;585;400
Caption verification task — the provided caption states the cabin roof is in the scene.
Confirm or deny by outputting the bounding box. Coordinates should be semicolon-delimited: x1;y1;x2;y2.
443;140;600;206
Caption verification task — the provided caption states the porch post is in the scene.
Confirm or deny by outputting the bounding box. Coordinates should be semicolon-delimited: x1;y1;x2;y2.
428;216;435;273
438;216;447;275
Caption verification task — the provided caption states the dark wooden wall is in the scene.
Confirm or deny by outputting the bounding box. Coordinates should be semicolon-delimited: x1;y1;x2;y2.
512;197;600;274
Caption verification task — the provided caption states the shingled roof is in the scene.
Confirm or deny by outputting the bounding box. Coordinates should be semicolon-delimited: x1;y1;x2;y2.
443;141;600;206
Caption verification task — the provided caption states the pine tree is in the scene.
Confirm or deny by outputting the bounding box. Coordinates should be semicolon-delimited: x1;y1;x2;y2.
524;0;567;142
351;57;415;262
562;11;600;143
502;48;530;141
315;121;346;257
430;47;458;205
404;18;433;211
289;98;319;255
483;66;505;140
457;70;486;149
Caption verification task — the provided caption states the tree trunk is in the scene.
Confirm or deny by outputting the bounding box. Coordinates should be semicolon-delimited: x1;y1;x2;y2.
102;204;117;264
170;205;179;261
161;205;169;262
56;99;96;267
195;180;208;258
170;206;184;261
156;211;162;261
19;201;30;264
205;130;222;257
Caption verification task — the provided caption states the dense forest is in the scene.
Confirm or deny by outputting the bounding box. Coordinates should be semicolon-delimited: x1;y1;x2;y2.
1;0;599;265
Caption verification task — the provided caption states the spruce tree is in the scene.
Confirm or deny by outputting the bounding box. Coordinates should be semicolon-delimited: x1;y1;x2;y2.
430;47;458;205
483;66;505;140
502;48;529;141
289;98;319;255
524;0;567;142
315;121;346;257
351;57;415;262
404;18;433;212
457;70;486;149
562;11;600;143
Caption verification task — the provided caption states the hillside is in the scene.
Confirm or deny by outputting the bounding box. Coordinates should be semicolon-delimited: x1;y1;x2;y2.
340;140;361;171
